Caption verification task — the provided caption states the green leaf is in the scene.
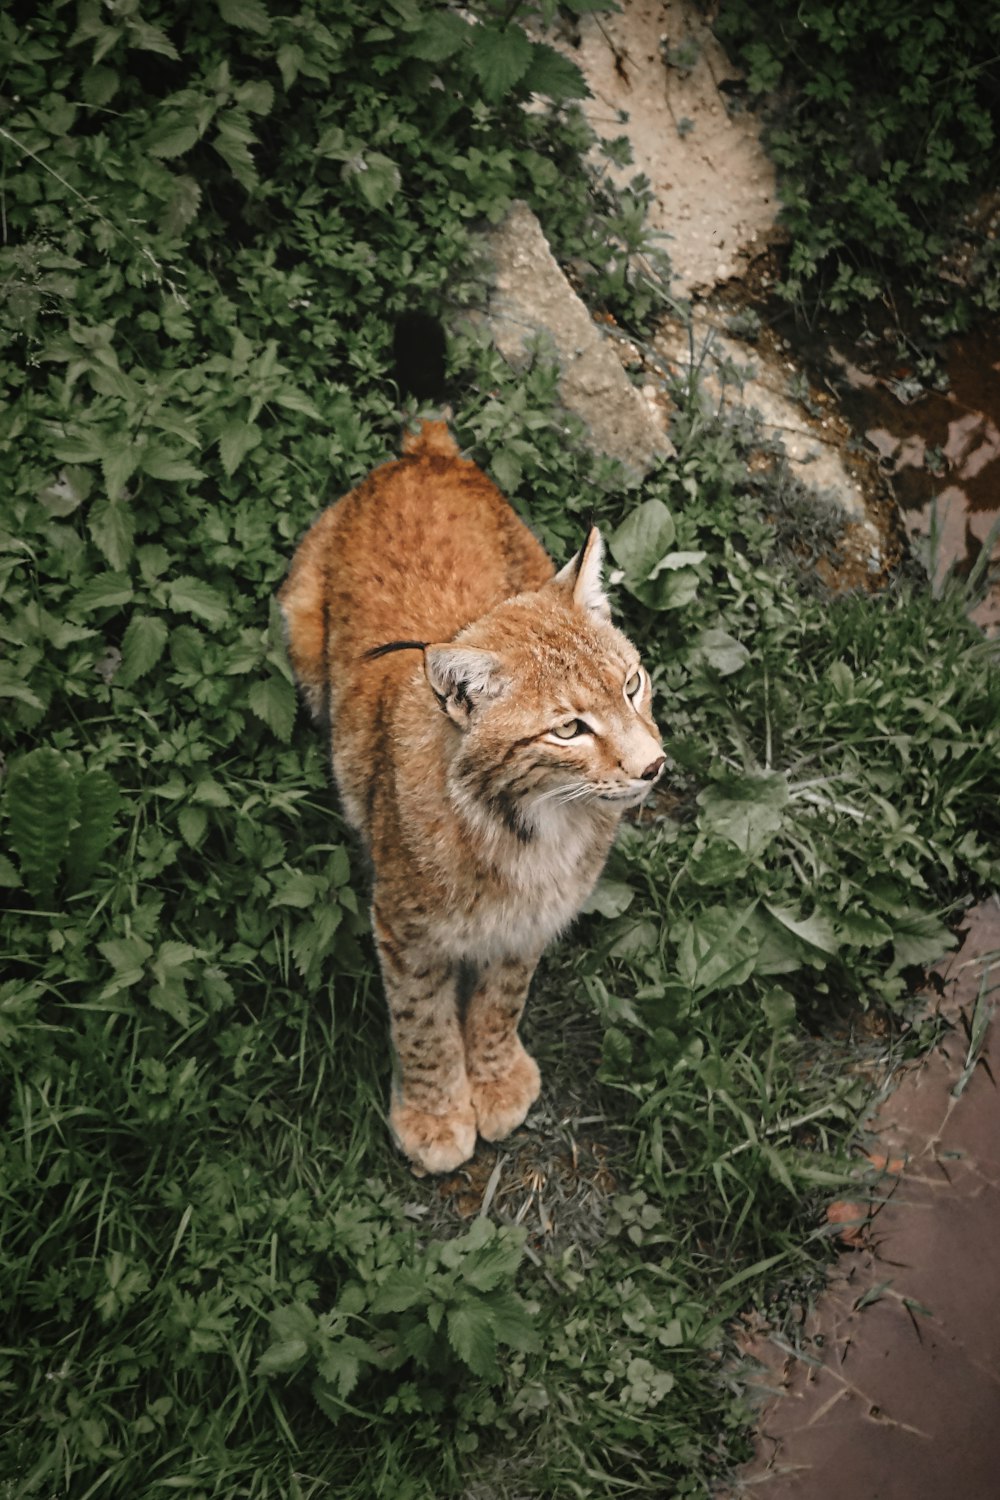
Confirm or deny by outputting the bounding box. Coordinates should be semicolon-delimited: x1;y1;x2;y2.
218;0;272;35
523;43;590;102
218;420;261;476
446;1301;499;1379
66;768;121;893
88;494;134;569
119;614;169;686
763;902;839;956
580;876;635;918
690;628;750;677
255;1338;309;1376
407;11;470;61
609;500;676;583
347;153;401;211
370;1268;429;1315
167;577;229;626
470;24;533;103
102;440;141;501
6;749;79;904
126;18;180;58
69;572;134;615
147;121;200;159
178;805;208;848
141;448;205;484
676;905;759;995
697;773;789;857
0;664;46;711
248;674;296;742
160;175;202;238
761;985;797;1030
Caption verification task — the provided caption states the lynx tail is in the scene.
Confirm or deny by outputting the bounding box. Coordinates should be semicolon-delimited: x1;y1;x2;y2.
402;419;459;460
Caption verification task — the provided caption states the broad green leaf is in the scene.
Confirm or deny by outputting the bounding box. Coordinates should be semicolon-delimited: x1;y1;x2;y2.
370;1268;429;1315
167;577;229;626
276;42;303;88
70;572;134;615
141;448;205;483
580;877;635;918
446;1302;499;1379
66;768;121;892
248;674;296;742
0;664;46;711
761;986;797;1030
88;494;134;569
676;905;759;995
690;627;750;676
178;805;208;848
255;1338;308;1375
127;18;179;57
470;23;533;102
6;750;78;904
147;121;200;159
348;153;401;211
888;909;957;976
608;499;676;584
487;1290;540;1352
218;0;271;35
523;43;590;102
218;420;261;476
160;176;202;238
271;869;325;908
763;902;838;956
119;614;169;686
102;440;140;501
271;388;322;420
408;11;470;62
697;773;789;857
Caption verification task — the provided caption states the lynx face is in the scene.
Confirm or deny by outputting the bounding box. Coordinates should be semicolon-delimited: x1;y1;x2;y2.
426;582;664;845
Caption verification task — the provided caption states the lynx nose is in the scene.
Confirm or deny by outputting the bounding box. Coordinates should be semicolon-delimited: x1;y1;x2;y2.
640;756;665;782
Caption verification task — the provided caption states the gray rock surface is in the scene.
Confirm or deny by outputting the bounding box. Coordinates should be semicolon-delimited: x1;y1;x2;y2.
480;200;674;474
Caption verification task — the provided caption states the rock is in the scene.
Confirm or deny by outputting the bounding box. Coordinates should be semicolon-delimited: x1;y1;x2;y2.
477;201;675;474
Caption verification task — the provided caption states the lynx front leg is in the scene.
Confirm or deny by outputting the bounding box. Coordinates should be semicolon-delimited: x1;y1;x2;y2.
374;913;476;1174
464;955;542;1142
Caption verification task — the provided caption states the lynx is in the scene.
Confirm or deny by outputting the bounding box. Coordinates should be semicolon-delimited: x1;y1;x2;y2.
279;421;664;1173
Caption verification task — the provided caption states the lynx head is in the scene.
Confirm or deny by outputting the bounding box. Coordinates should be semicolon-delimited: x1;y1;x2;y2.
424;529;664;841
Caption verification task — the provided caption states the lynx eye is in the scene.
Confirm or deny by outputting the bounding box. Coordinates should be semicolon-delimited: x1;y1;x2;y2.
625;669;642;698
551;719;591;740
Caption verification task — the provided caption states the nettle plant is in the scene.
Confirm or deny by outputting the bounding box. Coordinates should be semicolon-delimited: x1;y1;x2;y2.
715;0;1000;319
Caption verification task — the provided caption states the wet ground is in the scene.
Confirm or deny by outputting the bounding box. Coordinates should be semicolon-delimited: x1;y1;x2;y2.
723;899;1000;1499
803;319;1000;633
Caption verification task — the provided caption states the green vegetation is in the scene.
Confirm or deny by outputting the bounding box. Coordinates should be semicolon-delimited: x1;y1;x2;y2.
716;0;1000;323
3;1;1000;1496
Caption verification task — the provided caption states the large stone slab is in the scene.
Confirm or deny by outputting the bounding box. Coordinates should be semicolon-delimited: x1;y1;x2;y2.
481;200;674;474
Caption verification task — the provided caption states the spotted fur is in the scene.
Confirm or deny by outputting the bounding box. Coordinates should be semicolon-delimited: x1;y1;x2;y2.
279;421;663;1173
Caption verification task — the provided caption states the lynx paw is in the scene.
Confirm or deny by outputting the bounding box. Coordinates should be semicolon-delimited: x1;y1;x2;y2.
390;1098;477;1175
470;1048;541;1142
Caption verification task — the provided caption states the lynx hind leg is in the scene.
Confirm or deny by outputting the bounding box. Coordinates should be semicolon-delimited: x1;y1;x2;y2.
464;955;541;1143
374;916;477;1174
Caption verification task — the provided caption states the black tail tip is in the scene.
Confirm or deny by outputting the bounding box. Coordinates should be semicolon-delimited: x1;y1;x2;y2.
392;311;448;403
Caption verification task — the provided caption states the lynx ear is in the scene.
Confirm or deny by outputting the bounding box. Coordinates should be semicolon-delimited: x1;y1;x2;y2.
549;526;611;622
424;645;505;727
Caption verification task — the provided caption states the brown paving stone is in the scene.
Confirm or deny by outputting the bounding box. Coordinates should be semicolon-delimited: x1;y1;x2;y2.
726;898;1000;1499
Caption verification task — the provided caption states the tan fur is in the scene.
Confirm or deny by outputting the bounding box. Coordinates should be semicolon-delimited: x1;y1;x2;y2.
279;421;663;1173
